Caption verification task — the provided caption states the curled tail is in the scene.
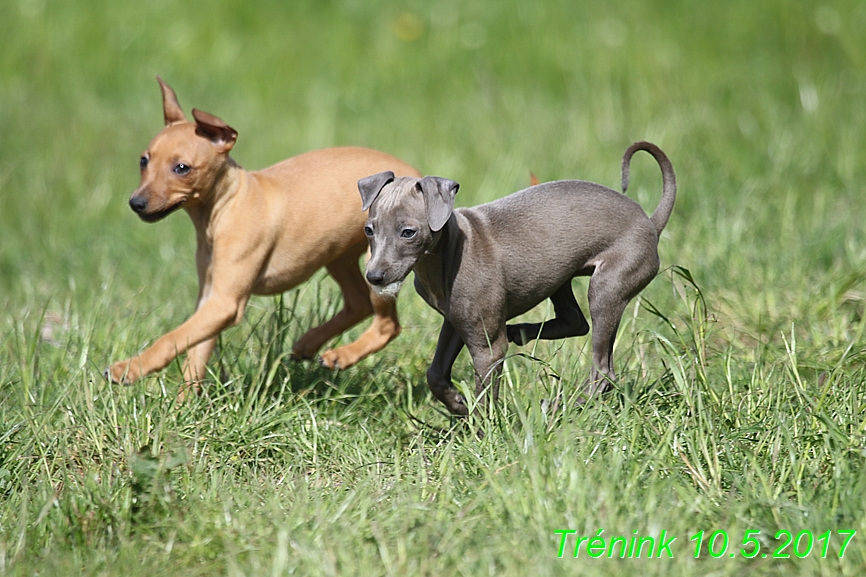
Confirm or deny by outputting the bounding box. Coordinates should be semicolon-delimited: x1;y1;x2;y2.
621;141;676;233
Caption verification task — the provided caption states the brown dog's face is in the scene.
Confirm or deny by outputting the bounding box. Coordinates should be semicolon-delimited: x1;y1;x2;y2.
360;174;459;299
129;123;222;222
128;78;238;223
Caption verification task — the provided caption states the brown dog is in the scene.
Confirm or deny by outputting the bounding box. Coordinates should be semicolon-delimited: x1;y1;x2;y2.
104;77;420;396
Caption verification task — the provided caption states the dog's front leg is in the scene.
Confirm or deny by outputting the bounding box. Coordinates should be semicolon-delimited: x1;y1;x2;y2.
179;250;218;396
426;319;468;416
178;337;217;398
106;243;258;387
106;292;249;385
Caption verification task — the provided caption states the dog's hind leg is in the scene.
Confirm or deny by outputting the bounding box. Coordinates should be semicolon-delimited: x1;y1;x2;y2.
584;266;639;397
319;243;402;369
507;281;590;345
584;246;659;397
292;247;374;365
319;288;401;369
584;299;625;397
465;324;509;411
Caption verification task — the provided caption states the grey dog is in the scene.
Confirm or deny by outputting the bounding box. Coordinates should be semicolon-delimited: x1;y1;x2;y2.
359;142;676;415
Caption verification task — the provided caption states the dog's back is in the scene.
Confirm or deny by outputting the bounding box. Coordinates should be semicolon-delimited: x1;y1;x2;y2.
465;179;656;246
450;181;658;318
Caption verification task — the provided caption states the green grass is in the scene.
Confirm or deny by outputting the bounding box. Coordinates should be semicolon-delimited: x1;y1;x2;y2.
2;0;866;574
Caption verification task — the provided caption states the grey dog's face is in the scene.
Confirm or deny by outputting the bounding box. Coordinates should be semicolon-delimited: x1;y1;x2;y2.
363;179;434;298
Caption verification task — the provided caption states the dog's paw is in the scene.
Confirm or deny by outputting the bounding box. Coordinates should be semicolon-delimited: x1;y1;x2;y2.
290;344;317;362
175;381;202;403
289;350;312;363
443;391;469;417
577;375;613;403
105;359;139;385
506;323;532;346
319;346;363;370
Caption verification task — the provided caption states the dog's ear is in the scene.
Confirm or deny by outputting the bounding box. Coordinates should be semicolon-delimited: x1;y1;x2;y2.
157;76;187;126
358;171;395;212
419;176;459;232
192;109;238;153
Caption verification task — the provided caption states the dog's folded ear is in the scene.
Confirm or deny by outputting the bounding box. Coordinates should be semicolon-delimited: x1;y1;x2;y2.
419;176;459;232
158;76;187;126
192;109;238;153
358;171;395;212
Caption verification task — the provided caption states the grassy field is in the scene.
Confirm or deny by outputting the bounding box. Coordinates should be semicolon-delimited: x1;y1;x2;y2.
2;0;866;574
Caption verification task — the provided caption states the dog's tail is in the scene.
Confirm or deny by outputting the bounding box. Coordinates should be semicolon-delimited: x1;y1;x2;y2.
621;141;676;234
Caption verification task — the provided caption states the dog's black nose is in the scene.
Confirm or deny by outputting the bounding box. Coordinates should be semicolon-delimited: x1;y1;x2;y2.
129;196;148;214
366;270;386;286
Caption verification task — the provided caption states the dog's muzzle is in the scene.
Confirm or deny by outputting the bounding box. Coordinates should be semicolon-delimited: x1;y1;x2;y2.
370;280;403;300
129;196;148;214
129;196;186;223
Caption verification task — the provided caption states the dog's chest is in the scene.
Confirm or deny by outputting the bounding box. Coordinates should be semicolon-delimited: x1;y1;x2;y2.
414;277;447;316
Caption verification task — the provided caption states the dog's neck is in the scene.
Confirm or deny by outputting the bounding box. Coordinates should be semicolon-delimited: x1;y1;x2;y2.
413;213;464;303
185;158;246;245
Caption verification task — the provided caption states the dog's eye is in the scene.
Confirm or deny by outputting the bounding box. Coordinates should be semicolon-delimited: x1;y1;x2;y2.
174;163;191;175
140;156;148;169
364;226;374;237
400;228;417;239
